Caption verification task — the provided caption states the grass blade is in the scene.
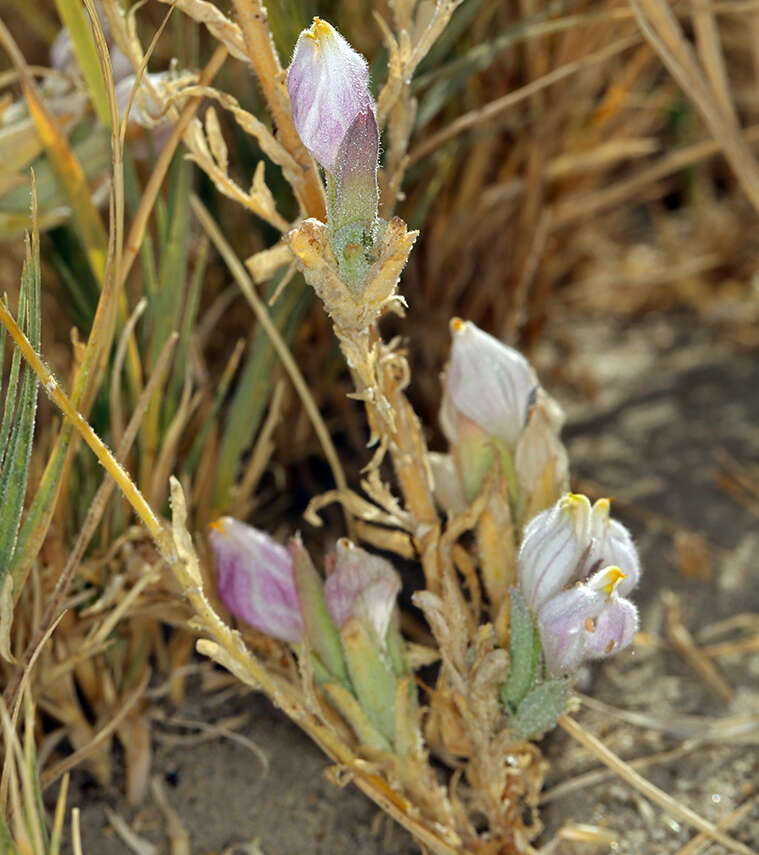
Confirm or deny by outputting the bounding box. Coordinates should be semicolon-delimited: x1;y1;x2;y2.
211;268;309;511
52;0;111;126
0;216;40;576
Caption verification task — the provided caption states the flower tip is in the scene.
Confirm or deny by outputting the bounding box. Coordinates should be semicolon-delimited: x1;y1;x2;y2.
208;518;226;534
450;317;467;335
304;16;332;44
597;565;627;597
560;492;591;518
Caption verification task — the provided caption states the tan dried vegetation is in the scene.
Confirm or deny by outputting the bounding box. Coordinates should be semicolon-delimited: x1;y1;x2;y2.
0;0;758;853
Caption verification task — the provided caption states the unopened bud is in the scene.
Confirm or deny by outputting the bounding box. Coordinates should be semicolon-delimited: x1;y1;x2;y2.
287;18;380;289
288;18;374;174
208;518;303;643
324;539;401;649
443;319;536;449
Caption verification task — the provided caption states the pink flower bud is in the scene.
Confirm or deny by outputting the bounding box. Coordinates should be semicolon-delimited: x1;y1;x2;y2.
518;493;592;612
537;566;638;675
208;518;303;643
287;18;375;175
324;539;401;647
442;318;536;449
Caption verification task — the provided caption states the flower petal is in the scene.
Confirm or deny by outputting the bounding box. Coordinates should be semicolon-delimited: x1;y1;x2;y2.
288;18;373;173
445;318;536;447
209;518;303;642
324;539;401;645
518;493;592;612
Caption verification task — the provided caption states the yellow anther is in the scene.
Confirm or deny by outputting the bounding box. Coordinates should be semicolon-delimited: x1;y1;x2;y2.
208;518;226;533
600;566;627;597
306;17;333;45
450;317;466;335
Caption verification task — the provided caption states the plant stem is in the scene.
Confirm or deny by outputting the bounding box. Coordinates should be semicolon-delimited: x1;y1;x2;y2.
230;0;326;220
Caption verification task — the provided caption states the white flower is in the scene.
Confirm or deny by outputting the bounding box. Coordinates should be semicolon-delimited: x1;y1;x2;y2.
537;565;639;675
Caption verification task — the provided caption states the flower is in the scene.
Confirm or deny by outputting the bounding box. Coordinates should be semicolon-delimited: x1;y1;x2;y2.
323;539;403;742
324;538;401;647
441;318;536;449
516;493;642;676
518;493;593;612
536;566;639;675
208;518;303;643
287;18;375;175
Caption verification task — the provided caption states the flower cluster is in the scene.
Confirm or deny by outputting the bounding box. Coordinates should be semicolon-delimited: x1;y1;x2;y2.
518;493;641;675
209;519;408;750
439;318;569;513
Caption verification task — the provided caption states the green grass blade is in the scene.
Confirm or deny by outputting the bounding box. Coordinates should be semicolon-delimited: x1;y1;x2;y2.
166;234;209;415
151;157;191;372
0;817;18;855
139;156;191;486
0;291;25;473
52;0;111;127
0;228;41;574
181;339;244;478
212;271;310;511
123;147;159;299
22;690;48;852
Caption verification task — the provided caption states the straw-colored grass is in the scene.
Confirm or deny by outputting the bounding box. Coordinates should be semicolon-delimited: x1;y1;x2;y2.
1;1;758;853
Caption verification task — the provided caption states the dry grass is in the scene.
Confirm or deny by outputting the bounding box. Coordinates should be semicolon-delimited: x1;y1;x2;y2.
0;1;758;853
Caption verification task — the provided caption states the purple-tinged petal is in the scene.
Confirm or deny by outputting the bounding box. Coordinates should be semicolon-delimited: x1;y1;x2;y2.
537;565;638;675
209;517;303;643
584;596;638;659
324;539;401;645
537;585;603;676
287;18;373;174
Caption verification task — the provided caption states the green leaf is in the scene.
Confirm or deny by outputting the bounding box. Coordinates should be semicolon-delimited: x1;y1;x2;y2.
340;617;399;746
509;678;570;741
290;535;350;688
501;588;540;713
